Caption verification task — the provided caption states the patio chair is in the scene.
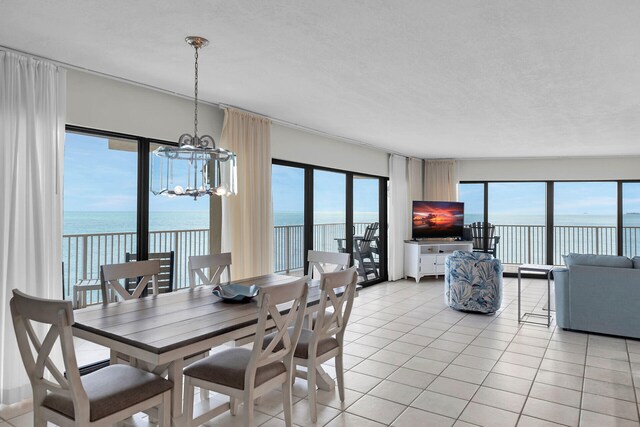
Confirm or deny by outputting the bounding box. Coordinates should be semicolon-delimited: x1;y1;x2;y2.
264;266;357;422
182;277;309;427
354;222;379;280
126;251;174;294
188;252;232;287
10;289;172;427
469;221;500;256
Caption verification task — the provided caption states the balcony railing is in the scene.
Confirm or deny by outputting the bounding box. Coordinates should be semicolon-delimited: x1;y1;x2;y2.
63;223;640;299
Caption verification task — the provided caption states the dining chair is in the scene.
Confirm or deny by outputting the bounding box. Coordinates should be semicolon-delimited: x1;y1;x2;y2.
307;250;350;280
100;259;160;304
266;266;357;422
182;277;309;427
10;289;172;427
188;252;232;287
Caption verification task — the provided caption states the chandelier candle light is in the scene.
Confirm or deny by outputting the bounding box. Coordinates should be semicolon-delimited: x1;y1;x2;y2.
151;36;237;199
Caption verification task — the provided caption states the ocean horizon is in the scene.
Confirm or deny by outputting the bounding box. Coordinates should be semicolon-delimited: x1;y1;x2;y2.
63;211;640;235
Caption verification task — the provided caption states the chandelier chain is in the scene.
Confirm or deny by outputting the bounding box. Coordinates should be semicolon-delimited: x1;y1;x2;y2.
194;46;199;138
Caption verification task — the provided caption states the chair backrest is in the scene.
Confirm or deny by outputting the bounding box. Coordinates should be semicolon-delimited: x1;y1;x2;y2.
100;260;160;304
358;222;379;252
470;222;496;251
313;266;358;342
247;277;308;388
10;290;90;421
188;253;232;288
126;251;174;293
307;250;350;279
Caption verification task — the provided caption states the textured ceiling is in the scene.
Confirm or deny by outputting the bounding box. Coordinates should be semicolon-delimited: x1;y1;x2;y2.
2;1;639;158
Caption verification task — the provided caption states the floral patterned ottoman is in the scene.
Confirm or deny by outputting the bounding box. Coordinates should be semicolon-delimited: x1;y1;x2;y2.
444;251;503;314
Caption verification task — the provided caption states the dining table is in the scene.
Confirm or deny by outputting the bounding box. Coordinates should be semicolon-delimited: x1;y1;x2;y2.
72;273;343;426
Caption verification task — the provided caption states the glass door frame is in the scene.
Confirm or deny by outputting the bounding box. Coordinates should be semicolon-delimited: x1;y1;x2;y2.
273;159;388;286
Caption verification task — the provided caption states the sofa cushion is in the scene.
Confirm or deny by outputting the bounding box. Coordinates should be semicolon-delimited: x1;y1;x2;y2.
563;253;632;269
633;257;640;269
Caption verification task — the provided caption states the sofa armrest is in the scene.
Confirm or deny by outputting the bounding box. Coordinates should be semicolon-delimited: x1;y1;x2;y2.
553;268;570;328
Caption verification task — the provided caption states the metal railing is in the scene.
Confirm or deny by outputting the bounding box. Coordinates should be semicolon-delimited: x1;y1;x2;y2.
63;223;640;298
62;229;209;299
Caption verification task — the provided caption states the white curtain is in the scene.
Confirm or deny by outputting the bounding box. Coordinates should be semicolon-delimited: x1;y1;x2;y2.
0;51;66;405
408;158;424;203
388;155;410;281
221;108;273;280
424;159;458;201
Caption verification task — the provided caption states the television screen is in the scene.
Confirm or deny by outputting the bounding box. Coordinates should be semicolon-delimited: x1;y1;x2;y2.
412;201;464;239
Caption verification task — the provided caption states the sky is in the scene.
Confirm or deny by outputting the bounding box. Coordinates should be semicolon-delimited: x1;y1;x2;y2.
65;132;640;218
65;133;380;215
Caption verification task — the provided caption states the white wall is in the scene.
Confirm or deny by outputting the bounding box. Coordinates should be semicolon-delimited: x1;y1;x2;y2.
271;124;389;177
67;69;224;142
67;69;389;177
458;157;640;181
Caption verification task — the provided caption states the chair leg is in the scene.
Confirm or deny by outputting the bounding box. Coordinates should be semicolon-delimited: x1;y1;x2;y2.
33;411;46;427
243;390;254;427
183;378;195;427
230;396;239;416
282;376;293;427
307;362;318;423
159;390;171;427
335;352;345;402
200;386;210;401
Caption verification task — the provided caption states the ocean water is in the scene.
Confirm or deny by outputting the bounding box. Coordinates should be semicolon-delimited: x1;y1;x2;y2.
64;211;640;234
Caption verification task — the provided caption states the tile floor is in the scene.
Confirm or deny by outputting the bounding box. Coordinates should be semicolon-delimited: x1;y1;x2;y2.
3;276;640;426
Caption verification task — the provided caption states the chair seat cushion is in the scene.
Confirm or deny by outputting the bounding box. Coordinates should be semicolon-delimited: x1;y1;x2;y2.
183;347;286;390
42;364;172;422
264;328;339;359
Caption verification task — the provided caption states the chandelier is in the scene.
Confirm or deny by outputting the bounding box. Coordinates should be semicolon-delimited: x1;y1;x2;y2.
151;36;237;199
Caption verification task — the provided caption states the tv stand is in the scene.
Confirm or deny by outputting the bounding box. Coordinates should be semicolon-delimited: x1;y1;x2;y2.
404;240;473;283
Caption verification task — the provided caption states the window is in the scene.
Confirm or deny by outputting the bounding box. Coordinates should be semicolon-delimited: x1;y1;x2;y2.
272;164;305;274
459;183;484;225
554;182;617;264
622;182;640;257
63;131;138;299
488;182;546;266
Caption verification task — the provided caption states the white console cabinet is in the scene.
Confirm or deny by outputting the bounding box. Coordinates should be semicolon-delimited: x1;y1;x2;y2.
404;240;473;283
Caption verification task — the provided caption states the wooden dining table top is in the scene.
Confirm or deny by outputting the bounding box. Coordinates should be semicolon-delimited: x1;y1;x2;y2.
72;274;328;355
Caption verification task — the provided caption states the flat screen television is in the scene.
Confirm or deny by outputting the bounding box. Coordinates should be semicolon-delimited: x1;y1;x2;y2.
412;201;464;239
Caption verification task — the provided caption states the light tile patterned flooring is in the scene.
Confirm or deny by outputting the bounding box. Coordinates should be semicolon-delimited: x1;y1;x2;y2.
3;277;640;426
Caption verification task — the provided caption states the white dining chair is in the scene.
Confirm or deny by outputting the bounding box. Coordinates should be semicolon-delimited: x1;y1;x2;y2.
10;289;172;427
100;259;160;303
188;252;232;287
307;250;350;280
182;277;309;427
266;267;357;422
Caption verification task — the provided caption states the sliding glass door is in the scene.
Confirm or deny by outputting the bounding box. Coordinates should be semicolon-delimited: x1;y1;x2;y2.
271;160;387;285
272;164;306;275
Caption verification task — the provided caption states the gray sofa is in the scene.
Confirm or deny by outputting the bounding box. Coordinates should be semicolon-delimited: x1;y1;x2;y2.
554;253;640;338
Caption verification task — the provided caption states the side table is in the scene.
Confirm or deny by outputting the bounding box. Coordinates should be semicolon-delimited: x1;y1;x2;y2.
518;264;554;327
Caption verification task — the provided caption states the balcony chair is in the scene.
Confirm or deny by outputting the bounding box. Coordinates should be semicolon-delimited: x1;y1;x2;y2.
307;250;350;280
10;289;172;427
188;252;232;287
264;267;357;422
469;222;500;257
182;277;309;427
125;251;174;294
354;222;379;280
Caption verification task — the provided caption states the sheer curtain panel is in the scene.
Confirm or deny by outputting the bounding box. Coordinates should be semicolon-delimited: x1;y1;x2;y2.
0;51;66;405
221;108;273;280
424;159;458;201
388;155;410;281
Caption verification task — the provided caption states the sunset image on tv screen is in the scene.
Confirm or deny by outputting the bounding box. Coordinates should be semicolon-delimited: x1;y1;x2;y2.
412;201;464;239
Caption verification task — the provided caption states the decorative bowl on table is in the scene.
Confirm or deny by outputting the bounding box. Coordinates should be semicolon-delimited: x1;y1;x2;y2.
212;284;259;303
